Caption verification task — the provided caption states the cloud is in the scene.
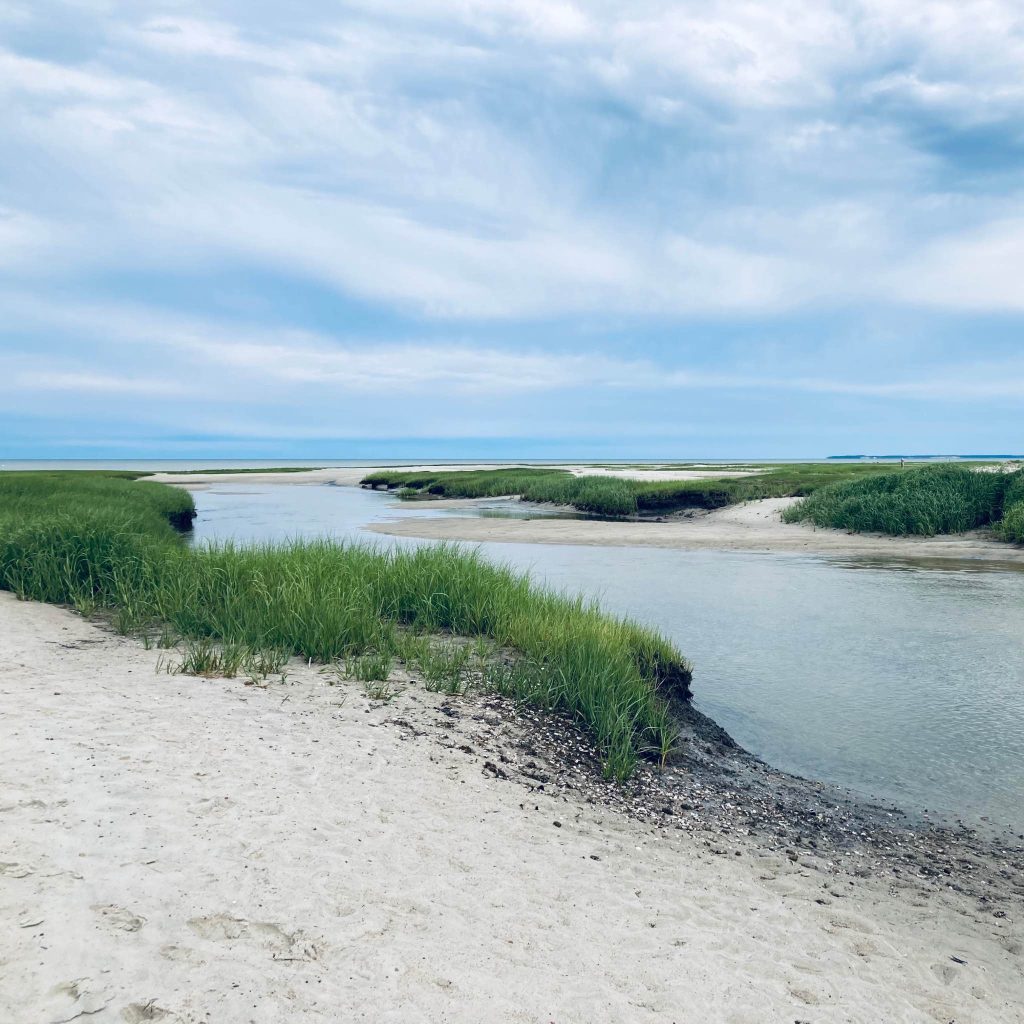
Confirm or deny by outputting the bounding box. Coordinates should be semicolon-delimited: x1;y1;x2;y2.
7;295;1024;403
4;2;1023;320
4;2;1024;453
890;217;1024;311
12;371;185;396
0;207;63;268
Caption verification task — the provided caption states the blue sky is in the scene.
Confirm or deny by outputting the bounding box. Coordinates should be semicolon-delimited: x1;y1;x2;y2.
2;1;1023;458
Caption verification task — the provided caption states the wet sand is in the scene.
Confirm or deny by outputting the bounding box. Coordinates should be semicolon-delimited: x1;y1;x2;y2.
370;497;1024;564
2;592;1022;1023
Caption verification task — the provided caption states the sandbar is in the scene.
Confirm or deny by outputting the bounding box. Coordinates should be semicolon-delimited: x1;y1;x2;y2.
370;497;1024;565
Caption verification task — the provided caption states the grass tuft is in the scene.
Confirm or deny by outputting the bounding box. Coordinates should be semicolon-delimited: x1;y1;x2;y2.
995;470;1024;543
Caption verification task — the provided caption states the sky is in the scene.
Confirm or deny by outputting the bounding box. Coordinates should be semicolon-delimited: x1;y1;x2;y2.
2;1;1024;459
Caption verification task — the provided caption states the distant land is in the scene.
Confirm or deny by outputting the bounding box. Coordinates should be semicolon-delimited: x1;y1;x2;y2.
828;454;1022;461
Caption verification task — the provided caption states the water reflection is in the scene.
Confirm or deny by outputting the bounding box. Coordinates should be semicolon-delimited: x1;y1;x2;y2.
833;555;1024;575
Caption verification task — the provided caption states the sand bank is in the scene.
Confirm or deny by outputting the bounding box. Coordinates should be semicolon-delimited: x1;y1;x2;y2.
371;497;1024;564
2;593;1022;1022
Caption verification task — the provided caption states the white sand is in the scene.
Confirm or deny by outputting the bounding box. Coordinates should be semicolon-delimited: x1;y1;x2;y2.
2;593;1022;1023
372;497;1024;564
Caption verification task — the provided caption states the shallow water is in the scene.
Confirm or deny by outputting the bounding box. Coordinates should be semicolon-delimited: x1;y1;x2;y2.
191;483;1024;833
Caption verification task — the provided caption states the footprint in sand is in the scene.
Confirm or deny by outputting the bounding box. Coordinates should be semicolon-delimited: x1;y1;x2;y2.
827;913;875;935
188;913;247;943
44;978;111;1023
121;1000;172;1022
0;860;35;878
92;903;146;932
787;983;823;1006
930;961;961;985
188;796;236;817
159;944;204;965
188;913;319;961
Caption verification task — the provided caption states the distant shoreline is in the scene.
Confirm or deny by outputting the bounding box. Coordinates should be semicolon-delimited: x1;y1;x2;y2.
3;453;1020;473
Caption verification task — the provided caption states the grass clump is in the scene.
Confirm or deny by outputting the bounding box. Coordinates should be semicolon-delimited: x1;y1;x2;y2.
783;465;1015;536
0;472;690;780
345;651;395;683
995;470;1024;543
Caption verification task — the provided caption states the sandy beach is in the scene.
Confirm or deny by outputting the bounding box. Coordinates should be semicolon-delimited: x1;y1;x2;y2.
2;592;1022;1023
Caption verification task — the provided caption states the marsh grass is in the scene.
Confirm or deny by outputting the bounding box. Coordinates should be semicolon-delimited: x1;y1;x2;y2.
782;466;1024;540
362;678;402;702
174;638;248;678
362;464;905;518
345;650;395;682
783;465;1017;537
994;470;1024;543
0;471;690;779
418;642;473;694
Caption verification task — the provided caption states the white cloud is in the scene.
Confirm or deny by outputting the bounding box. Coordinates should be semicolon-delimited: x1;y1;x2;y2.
7;296;1024;402
0;207;68;269
4;3;1022;319
13;371;185;396
890;217;1024;311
